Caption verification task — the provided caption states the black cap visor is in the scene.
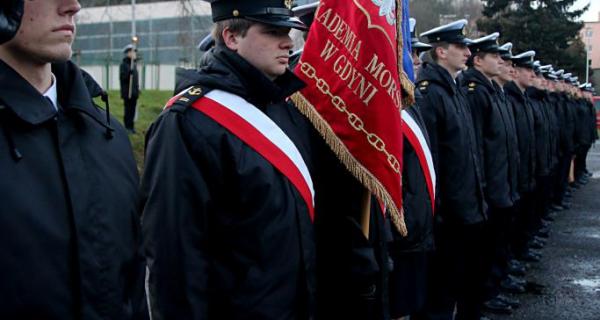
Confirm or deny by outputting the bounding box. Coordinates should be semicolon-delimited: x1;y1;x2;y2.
245;14;308;31
412;41;432;50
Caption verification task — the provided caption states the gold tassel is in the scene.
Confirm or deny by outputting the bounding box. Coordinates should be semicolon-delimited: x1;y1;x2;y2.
291;93;408;236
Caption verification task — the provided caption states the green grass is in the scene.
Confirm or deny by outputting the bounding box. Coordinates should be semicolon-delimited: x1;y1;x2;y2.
96;90;173;172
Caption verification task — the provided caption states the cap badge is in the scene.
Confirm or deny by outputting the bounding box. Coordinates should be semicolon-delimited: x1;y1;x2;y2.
462;27;467;36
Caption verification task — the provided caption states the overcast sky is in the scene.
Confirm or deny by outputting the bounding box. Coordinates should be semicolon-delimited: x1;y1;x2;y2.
573;0;600;22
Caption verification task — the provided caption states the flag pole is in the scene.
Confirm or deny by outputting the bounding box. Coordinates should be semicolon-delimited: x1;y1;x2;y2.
360;189;371;239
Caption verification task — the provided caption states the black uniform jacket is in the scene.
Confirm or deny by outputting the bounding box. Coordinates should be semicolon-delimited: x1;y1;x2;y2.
390;101;434;252
119;57;140;100
505;81;536;193
416;62;486;225
141;46;316;320
550;92;566;158
574;98;596;148
545;92;560;168
461;68;514;209
494;82;521;203
0;60;146;319
527;87;552;177
562;94;578;155
588;99;599;143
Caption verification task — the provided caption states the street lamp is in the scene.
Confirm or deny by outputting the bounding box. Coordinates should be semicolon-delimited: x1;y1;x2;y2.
585;27;592;83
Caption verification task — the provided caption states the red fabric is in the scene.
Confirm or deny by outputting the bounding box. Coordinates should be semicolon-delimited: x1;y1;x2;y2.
294;0;403;216
188;97;315;222
402;126;435;213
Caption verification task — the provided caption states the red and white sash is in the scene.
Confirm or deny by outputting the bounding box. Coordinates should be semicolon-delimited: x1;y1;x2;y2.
172;89;315;221
401;110;436;213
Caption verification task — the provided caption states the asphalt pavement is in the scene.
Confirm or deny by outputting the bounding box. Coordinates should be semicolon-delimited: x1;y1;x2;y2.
490;143;600;320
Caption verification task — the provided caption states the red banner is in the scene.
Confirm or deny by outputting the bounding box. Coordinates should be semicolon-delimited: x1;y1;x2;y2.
292;0;406;234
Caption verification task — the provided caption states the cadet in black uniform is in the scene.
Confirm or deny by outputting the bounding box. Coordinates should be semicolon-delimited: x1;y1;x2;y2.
573;82;595;186
414;20;487;320
552;69;575;210
527;62;554;233
559;73;578;199
119;44;140;133
494;42;529;283
388;17;435;320
504;51;539;263
460;33;520;315
540;66;561;216
141;1;319;319
0;1;147;319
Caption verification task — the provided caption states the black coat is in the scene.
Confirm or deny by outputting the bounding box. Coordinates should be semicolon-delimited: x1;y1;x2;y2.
390;102;434;252
119;57;140;100
505;81;536;193
588;99;599;142
546;92;560;168
416;62;487;225
141;46;316;320
495;83;521;203
554;93;572;156
562;94;578;155
0;60;146;319
574;98;595;147
461;68;515;208
527;87;552;177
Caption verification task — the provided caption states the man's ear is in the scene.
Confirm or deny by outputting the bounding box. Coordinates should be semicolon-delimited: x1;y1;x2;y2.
435;46;446;60
222;27;239;51
473;54;482;68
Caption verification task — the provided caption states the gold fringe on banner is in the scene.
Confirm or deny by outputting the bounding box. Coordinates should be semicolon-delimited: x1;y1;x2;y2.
291;92;408;236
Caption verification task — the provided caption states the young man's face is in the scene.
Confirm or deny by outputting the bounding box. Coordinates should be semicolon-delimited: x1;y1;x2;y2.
412;50;421;75
228;23;293;80
497;58;513;83
475;52;502;78
446;43;471;72
514;67;535;88
3;0;81;64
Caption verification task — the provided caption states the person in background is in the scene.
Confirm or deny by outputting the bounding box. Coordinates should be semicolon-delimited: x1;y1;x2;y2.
388;17;435;320
414;19;487;320
120;43;140;134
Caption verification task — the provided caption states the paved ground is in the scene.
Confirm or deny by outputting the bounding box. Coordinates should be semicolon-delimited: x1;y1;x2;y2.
491;143;600;320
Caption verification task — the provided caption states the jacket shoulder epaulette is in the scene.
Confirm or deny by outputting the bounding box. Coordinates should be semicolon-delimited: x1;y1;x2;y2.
467;82;477;93
418;80;430;94
168;85;210;112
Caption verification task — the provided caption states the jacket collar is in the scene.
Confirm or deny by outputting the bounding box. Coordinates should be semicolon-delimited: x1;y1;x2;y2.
417;62;459;95
182;46;305;110
504;81;527;102
0;59;57;125
463;68;496;93
0;60;102;126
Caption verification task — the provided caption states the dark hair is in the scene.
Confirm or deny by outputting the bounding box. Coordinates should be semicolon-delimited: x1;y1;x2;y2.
211;18;255;45
466;51;488;68
430;42;450;61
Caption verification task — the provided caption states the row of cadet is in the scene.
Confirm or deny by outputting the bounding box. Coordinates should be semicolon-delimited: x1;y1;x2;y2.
1;0;598;320
381;17;598;319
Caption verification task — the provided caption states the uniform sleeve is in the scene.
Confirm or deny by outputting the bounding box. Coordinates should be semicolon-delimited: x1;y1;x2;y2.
120;62;128;84
464;88;488;184
141;110;213;319
416;88;443;208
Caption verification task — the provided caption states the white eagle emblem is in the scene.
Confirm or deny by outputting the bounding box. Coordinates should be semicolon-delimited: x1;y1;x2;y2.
372;0;396;26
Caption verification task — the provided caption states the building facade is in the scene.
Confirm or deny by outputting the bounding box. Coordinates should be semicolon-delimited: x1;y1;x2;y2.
74;0;212;91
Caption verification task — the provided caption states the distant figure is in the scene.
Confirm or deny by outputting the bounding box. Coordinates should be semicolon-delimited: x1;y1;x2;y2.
120;44;140;133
